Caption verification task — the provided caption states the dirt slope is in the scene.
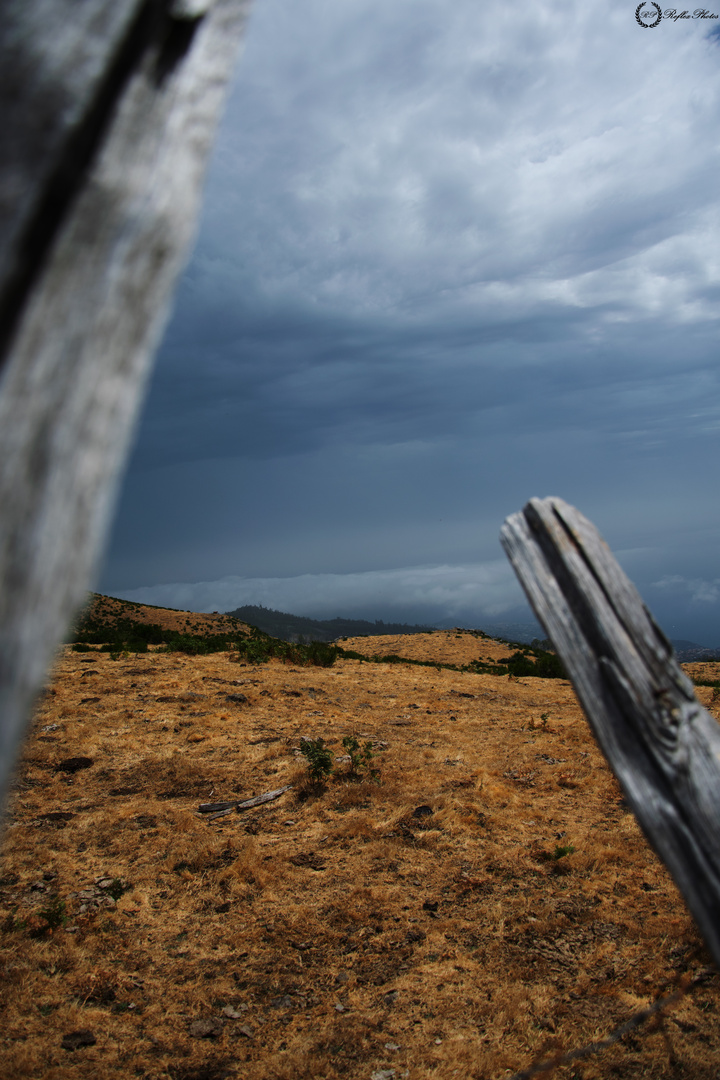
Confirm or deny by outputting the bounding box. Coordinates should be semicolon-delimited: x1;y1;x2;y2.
1;625;719;1080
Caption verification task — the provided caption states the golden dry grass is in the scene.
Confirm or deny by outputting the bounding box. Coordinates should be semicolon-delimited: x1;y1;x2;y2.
80;594;252;638
339;629;517;666
1;627;719;1080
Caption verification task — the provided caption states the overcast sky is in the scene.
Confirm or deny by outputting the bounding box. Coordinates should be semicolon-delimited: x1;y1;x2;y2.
100;1;720;644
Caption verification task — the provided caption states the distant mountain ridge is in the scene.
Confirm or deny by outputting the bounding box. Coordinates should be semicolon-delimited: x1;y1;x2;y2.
671;640;720;663
224;604;433;643
226;604;720;660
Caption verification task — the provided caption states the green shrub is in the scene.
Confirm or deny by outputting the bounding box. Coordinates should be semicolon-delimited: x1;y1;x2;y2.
33;895;66;936
299;737;334;783
342;735;380;782
304;641;339;667
106;878;127;901
497;649;567;680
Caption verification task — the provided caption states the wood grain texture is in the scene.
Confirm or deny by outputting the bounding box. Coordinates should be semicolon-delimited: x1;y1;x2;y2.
0;0;252;807
501;497;720;966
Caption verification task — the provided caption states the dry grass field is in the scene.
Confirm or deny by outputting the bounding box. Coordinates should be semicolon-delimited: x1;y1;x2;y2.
1;617;719;1080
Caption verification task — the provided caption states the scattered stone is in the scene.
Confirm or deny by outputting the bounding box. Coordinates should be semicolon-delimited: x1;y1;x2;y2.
384;1043;401;1051
73;877;126;912
222;1005;247;1019
289;852;326;871
226;693;248;704
371;1070;396;1080
335;972;350;984
238;1023;254;1038
269;995;294;1010
335;1003;346;1012
62;1029;96;1051
411;805;433;820
382;991;398;1005
189;1018;224;1039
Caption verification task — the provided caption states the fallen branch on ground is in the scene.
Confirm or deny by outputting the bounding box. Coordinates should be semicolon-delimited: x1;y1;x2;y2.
198;785;292;819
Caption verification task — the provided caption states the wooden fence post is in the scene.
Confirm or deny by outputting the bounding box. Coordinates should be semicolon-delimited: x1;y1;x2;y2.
0;0;252;807
501;497;720;967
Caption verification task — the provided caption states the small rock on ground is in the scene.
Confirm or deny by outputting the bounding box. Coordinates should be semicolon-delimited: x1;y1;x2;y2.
189;1018;224;1039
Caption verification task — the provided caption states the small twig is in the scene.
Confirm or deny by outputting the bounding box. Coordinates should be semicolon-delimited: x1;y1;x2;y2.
506;968;716;1080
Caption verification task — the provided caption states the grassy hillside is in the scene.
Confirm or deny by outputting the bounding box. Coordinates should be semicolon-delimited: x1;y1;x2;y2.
70;594;339;667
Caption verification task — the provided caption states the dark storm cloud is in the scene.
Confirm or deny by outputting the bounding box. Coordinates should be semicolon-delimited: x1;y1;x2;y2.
101;0;720;643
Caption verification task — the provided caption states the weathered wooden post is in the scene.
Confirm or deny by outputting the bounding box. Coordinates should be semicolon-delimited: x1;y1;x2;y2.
501;497;720;967
0;0;252;806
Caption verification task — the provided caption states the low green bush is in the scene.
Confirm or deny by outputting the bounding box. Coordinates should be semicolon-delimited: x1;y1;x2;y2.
342;735;380;782
299;737;334;783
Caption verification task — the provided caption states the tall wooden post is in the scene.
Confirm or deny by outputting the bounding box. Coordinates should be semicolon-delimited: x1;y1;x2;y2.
0;0;252;805
502;497;720;966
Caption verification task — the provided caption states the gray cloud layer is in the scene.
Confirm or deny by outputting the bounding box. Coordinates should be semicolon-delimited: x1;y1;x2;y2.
101;1;720;644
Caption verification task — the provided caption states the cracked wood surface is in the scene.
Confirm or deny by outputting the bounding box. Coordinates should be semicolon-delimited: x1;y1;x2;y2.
0;0;252;807
501;496;720;966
